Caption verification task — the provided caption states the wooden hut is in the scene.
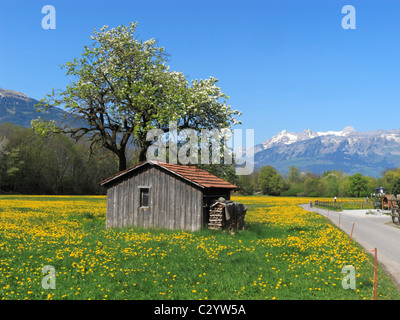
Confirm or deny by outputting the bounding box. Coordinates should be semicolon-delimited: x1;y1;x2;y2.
382;194;397;210
99;160;237;231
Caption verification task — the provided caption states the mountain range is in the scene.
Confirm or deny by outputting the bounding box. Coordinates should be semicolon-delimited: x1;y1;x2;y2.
0;88;67;128
253;126;400;177
1;88;400;177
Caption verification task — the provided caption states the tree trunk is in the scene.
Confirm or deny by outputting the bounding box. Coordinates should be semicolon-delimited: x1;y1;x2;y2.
118;151;127;172
138;140;151;162
139;148;147;162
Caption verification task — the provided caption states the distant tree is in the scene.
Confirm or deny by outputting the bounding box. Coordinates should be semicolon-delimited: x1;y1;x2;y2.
383;167;400;193
301;171;319;197
392;178;400;196
348;173;369;197
365;175;378;195
381;167;398;177
338;176;350;197
0;137;7;156
236;174;254;195
321;170;344;197
258;165;286;196
4;147;24;192
287;166;302;184
315;178;329;197
283;166;305;196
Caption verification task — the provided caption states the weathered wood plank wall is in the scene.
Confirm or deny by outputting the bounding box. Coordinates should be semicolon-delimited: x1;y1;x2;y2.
106;166;203;231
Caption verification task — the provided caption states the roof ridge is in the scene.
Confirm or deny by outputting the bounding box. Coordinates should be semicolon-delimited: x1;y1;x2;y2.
99;160;237;189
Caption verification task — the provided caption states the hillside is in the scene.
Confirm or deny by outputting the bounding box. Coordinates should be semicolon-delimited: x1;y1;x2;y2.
0;88;68;128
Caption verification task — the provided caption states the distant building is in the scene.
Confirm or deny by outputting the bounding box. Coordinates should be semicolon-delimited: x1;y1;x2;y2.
99;160;237;231
376;187;385;195
382;194;396;210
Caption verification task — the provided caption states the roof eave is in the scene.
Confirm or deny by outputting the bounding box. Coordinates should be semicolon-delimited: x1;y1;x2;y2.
99;161;149;187
99;160;237;190
99;161;206;189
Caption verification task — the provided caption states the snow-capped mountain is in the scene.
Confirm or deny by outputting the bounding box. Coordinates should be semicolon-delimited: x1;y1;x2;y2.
257;126;355;151
254;127;400;177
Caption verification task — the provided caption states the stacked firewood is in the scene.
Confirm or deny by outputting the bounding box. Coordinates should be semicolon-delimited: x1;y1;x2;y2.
208;199;247;231
208;202;225;230
225;209;246;231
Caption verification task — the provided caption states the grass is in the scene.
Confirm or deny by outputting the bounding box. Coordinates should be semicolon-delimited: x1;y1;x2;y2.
0;195;399;300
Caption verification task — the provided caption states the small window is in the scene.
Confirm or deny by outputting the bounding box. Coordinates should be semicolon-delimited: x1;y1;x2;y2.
140;188;150;207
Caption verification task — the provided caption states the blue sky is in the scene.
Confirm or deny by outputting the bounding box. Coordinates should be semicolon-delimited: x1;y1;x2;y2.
1;0;399;144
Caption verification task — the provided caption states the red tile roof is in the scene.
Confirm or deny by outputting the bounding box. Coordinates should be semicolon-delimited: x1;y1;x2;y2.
99;160;237;189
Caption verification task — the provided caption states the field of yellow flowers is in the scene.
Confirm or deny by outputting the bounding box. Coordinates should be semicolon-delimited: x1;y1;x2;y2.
0;195;399;300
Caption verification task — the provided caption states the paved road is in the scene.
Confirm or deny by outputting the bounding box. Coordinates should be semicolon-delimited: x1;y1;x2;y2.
299;204;400;289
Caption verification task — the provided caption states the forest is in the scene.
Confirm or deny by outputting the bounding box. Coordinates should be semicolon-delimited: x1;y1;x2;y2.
237;163;400;198
1;122;400;197
0;123;118;194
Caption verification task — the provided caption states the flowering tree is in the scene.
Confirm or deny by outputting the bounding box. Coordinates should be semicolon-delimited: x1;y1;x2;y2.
38;22;241;171
0;137;7;156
